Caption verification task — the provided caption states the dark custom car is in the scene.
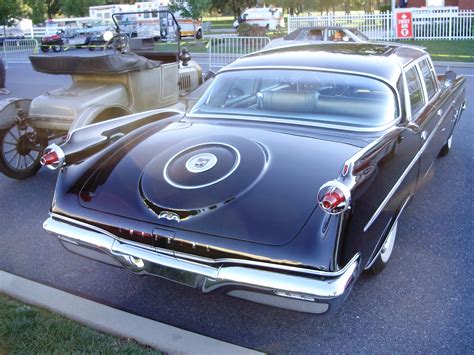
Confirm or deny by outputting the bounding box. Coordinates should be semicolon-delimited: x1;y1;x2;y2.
42;43;466;314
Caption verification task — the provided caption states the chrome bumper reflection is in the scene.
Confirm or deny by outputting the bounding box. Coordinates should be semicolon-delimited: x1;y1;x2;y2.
43;214;360;314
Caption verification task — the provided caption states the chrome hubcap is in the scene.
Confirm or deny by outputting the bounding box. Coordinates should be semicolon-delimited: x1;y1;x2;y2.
380;221;397;263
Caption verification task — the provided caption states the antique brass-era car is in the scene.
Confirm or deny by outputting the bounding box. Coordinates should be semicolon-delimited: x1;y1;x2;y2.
0;10;202;180
43;43;466;314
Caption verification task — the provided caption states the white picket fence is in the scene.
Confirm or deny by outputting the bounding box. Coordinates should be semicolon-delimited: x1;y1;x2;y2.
208;36;271;71
288;8;474;40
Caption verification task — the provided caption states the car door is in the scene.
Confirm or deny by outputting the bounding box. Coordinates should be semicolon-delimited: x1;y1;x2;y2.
410;59;452;182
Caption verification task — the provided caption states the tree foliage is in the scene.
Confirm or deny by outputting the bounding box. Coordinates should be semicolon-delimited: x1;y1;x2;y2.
209;0;255;19
61;0;106;17
0;0;23;27
169;0;211;20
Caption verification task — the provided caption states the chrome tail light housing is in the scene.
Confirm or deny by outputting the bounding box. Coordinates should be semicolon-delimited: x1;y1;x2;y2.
40;143;65;170
317;180;351;215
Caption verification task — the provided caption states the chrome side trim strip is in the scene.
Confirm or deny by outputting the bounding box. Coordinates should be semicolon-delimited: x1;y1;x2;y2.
363;110;444;232
48;212;359;277
364;195;411;270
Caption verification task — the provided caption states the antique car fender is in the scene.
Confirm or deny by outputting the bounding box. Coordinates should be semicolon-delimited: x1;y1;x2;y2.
69;104;133;132
0;98;32;130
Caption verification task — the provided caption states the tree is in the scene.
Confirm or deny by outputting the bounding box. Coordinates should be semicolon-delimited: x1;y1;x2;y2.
273;0;319;16
25;0;46;24
45;0;61;19
62;0;106;17
169;0;211;21
209;0;255;19
0;0;23;29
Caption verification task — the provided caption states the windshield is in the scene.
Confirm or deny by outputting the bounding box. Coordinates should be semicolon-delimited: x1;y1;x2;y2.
351;28;370;41
190;69;398;129
113;10;179;42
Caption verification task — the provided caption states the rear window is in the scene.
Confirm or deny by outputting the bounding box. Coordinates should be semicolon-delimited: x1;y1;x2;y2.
190;69;398;129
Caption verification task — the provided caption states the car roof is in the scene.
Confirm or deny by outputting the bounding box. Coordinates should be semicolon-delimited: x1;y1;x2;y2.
224;42;427;87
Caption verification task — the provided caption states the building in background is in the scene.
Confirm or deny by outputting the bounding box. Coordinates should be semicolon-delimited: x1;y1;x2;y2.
407;0;474;10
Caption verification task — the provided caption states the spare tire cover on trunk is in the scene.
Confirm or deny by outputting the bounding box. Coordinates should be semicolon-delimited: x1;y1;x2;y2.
139;135;267;215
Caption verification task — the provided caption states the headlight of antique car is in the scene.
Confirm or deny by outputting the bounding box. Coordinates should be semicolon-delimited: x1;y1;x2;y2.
103;30;114;42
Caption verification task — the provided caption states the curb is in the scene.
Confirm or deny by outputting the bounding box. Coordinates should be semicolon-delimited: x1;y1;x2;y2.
433;61;474;68
0;271;262;355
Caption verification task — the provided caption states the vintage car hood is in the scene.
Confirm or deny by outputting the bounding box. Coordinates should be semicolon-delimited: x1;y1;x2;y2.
77;119;362;246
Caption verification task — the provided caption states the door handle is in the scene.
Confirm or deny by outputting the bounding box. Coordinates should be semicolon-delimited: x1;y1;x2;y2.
420;131;428;140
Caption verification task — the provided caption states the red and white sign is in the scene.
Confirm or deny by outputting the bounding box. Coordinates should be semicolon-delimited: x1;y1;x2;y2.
396;11;413;39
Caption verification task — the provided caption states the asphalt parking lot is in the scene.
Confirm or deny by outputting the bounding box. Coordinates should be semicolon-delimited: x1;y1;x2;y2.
0;53;473;353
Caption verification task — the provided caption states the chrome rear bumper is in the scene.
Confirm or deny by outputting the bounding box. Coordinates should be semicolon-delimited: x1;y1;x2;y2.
43;214;360;314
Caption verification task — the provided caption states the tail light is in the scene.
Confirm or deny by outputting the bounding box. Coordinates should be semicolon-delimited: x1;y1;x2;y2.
317;181;351;215
40;143;65;170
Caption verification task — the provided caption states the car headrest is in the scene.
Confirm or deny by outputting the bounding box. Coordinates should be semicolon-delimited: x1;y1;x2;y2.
260;91;317;113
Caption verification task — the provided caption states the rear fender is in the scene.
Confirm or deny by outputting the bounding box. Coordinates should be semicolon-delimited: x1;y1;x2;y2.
0;98;31;130
69;105;132;132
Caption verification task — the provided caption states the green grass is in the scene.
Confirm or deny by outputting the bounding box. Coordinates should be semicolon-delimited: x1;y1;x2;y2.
0;294;161;354
155;40;209;53
153;36;474;61
395;39;474;62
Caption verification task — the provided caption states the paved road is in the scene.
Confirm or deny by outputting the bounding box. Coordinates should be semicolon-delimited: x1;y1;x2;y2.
0;57;473;353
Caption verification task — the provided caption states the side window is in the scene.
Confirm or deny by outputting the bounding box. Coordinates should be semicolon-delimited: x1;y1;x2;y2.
405;67;425;116
419;59;438;100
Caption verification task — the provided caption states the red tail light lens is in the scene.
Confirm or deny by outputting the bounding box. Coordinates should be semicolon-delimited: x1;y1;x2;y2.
40;151;59;166
321;189;345;210
40;143;65;170
318;181;351;215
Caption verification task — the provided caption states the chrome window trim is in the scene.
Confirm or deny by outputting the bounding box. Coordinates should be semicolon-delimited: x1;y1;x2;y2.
49;212;359;277
195;65;402;127
418;57;439;100
403;55;435;122
186;113;398;133
404;62;427;120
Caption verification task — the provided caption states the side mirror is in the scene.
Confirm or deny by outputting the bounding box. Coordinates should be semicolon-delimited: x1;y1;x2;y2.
203;71;215;82
444;70;457;88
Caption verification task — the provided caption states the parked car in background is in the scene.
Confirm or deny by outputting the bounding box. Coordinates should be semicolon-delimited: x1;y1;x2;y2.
234;7;285;30
42;43;466;315
178;19;202;39
266;26;369;49
0;28;25;46
40;32;64;52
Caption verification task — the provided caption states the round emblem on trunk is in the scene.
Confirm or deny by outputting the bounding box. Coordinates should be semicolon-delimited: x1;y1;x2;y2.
185;153;218;173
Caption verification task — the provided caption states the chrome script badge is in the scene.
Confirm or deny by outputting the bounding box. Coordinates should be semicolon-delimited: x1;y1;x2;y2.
158;211;181;222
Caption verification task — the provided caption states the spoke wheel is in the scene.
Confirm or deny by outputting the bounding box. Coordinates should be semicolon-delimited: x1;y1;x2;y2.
368;220;398;274
0;124;48;179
